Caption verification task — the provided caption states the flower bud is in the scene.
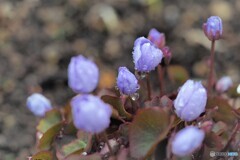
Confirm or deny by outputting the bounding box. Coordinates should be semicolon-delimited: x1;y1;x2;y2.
26;93;52;117
172;126;205;157
147;28;166;49
162;46;172;65
200;121;213;133
117;67;139;95
174;80;207;121
133;37;163;72
203;16;223;41
68;55;99;93
71;94;112;133
216;76;233;93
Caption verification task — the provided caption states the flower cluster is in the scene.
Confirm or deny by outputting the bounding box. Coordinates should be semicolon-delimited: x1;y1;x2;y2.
26;15;239;160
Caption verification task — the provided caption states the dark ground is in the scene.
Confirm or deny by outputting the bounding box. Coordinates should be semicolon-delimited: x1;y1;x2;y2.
0;0;239;159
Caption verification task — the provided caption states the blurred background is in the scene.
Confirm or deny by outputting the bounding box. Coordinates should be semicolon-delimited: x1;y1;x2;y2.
0;0;239;159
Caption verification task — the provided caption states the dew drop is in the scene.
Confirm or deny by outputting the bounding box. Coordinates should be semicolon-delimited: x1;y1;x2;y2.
143;65;147;71
237;84;240;94
136;84;140;90
115;85;119;91
130;93;139;101
198;122;202;128
81;152;87;156
140;72;147;79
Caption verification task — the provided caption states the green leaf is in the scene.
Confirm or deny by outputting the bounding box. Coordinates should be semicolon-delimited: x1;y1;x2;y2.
77;130;93;152
32;151;53;160
61;139;86;158
227;84;240;98
129;107;173;159
37;109;62;133
206;97;236;124
38;122;63;150
154;138;168;160
63;121;77;135
167;65;189;84
101;95;132;120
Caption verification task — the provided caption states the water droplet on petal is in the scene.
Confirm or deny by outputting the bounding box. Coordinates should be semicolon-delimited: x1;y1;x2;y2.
198;122;202;128
136;84;140;90
130;93;139;101
143;65;147;71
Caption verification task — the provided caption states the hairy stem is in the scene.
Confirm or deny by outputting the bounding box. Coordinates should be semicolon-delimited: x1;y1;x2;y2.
207;40;216;94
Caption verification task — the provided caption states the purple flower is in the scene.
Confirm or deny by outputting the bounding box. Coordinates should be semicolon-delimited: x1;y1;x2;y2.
216;76;233;93
203;16;223;41
117;67;139;95
174;80;207;121
26;93;52;117
133;37;163;72
68;55;99;93
147;28;166;49
71;94;112;133
172;126;205;157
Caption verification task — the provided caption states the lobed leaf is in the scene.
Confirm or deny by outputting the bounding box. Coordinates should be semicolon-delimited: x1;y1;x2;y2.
206;97;236;125
129;107;172;159
32;151;53;160
227;84;240;98
101;95;132;120
37;109;62;133
204;131;223;150
38;122;63;150
61;138;86;158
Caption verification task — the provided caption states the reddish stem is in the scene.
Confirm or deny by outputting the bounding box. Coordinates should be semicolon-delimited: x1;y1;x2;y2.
207;40;215;94
103;131;113;155
157;65;165;97
221;121;240;151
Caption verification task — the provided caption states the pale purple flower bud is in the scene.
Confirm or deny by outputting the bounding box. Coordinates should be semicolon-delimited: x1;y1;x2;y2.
172;126;205;157
26;93;52;117
203;16;223;41
216;76;233;93
117;67;139;95
68;55;99;93
162;46;172;65
71;94;112;133
133;37;163;72
147;28;166;49
174;80;207;121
